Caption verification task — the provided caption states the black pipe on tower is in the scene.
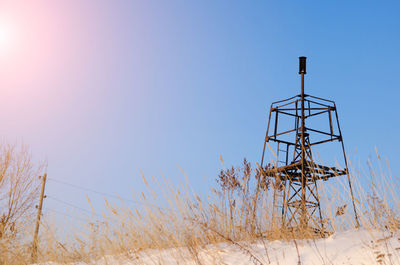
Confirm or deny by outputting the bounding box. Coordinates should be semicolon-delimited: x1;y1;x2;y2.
299;56;307;74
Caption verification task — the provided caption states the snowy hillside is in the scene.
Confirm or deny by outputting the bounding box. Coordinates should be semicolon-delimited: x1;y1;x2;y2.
40;229;400;265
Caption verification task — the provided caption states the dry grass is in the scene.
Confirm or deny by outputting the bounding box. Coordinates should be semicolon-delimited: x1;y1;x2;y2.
0;150;399;264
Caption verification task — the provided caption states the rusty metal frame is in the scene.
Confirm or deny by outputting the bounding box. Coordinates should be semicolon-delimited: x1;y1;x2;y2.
260;58;360;234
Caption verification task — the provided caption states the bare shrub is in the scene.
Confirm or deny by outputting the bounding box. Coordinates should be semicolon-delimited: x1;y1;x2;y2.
0;143;44;263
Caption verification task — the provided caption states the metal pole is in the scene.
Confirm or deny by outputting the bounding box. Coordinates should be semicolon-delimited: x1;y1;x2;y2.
300;72;307;228
261;106;273;168
32;173;47;263
334;106;360;228
299;57;307;229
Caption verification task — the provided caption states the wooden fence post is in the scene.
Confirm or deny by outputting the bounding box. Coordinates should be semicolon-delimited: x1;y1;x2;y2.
31;173;47;263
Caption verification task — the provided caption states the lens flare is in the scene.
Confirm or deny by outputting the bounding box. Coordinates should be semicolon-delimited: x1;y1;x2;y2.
0;16;18;58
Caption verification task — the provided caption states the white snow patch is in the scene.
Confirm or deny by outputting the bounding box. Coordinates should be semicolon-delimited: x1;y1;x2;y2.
39;229;400;265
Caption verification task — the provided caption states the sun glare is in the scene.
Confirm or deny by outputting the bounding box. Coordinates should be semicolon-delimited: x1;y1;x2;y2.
0;17;18;57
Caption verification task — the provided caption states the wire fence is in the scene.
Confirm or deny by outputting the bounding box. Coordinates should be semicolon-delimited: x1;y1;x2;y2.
41;177;171;226
46;208;90;223
47;177;164;209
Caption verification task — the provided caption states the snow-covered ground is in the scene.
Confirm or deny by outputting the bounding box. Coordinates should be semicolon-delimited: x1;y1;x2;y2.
42;229;400;265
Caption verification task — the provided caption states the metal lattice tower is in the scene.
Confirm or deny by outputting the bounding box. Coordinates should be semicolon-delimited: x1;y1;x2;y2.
260;57;359;234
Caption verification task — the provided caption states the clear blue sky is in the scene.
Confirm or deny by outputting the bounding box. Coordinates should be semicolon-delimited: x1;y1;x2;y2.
0;1;399;219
